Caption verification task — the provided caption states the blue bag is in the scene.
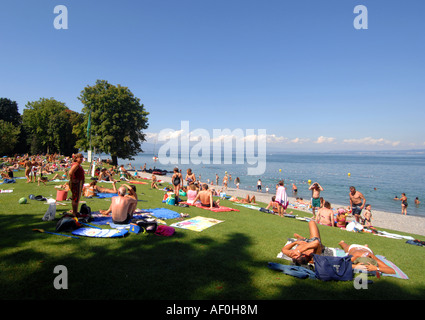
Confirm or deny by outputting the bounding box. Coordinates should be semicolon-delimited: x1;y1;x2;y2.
313;254;353;281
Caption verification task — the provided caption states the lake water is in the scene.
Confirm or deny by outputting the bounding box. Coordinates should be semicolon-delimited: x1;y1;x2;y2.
112;152;425;218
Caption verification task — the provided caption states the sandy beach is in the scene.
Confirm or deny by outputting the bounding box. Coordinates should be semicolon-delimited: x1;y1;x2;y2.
136;172;425;238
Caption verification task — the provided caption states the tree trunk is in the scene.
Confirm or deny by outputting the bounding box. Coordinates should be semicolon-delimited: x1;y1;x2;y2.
111;155;118;166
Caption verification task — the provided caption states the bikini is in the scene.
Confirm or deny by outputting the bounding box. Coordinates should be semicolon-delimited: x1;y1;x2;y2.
348;244;373;256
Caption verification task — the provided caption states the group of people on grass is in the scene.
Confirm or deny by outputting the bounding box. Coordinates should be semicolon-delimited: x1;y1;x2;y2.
1;153;401;277
281;220;396;275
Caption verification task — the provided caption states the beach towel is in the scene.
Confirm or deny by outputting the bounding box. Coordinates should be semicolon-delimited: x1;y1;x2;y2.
72;227;128;238
353;255;409;279
275;186;288;208
129;181;148;184
171;216;224;232
96;193;118;198
0;179;16;184
374;231;415;241
179;201;240;212
109;222;132;229
90;211;150;225
147;208;181;219
268;262;317;280
0;189;13;193
406;239;425;247
376;255;409;279
234;203;261;210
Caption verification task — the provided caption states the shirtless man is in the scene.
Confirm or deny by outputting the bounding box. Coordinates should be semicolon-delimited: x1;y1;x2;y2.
316;201;334;227
309;182;323;219
100;186;137;224
193;183;220;208
349;186;366;223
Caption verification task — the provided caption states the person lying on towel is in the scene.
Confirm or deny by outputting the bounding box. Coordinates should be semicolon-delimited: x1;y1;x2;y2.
338;241;395;274
193;183;220;209
83;180;118;197
281;220;324;266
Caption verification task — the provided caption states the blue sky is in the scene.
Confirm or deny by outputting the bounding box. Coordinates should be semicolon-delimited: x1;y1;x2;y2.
1;0;424;152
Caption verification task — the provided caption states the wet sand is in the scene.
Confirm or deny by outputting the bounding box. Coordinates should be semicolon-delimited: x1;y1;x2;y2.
135;172;425;237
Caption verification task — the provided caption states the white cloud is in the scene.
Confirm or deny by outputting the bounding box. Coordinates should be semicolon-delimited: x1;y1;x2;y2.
315;136;336;144
290;137;310;144
343;137;400;147
158;129;184;141
266;134;288;144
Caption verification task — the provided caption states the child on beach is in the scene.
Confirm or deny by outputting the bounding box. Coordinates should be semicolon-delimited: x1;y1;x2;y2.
335;208;347;228
362;204;372;227
151;173;159;189
316;201;334;227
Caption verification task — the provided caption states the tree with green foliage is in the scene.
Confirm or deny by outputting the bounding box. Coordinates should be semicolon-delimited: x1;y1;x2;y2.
0;120;21;156
0;98;22;126
74;80;149;165
22;98;82;155
0;97;29;154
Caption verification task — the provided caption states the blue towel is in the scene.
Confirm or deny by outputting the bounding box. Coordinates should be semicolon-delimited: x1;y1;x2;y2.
268;262;317;280
91;213;148;225
1;179;16;184
148;208;180;219
90;208;180;225
96;193;118;198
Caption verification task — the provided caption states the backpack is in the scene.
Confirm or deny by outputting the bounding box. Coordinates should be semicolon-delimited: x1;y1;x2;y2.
78;204;92;221
56;216;80;232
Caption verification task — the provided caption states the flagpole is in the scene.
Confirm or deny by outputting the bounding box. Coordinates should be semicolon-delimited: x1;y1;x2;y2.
87;108;93;175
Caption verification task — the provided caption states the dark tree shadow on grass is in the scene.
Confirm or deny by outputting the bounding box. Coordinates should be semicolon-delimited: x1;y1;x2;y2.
1;213;425;300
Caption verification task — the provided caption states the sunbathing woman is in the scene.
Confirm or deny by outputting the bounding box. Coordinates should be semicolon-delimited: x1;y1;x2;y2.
230;195;256;204
83;180;117;197
265;196;279;214
281;220;324;265
50;169;69;181
338;241;395;274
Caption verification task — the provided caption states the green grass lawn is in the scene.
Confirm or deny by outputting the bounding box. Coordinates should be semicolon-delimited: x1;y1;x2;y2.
1;167;425;300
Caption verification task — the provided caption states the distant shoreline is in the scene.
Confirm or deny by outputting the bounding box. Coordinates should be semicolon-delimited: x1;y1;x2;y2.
130;171;425;237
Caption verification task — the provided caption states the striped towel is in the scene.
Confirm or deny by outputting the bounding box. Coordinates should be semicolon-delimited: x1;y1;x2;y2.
376;255;409;279
275;186;288;207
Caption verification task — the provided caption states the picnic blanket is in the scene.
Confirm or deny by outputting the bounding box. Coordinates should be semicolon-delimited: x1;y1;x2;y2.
170;216;224;232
